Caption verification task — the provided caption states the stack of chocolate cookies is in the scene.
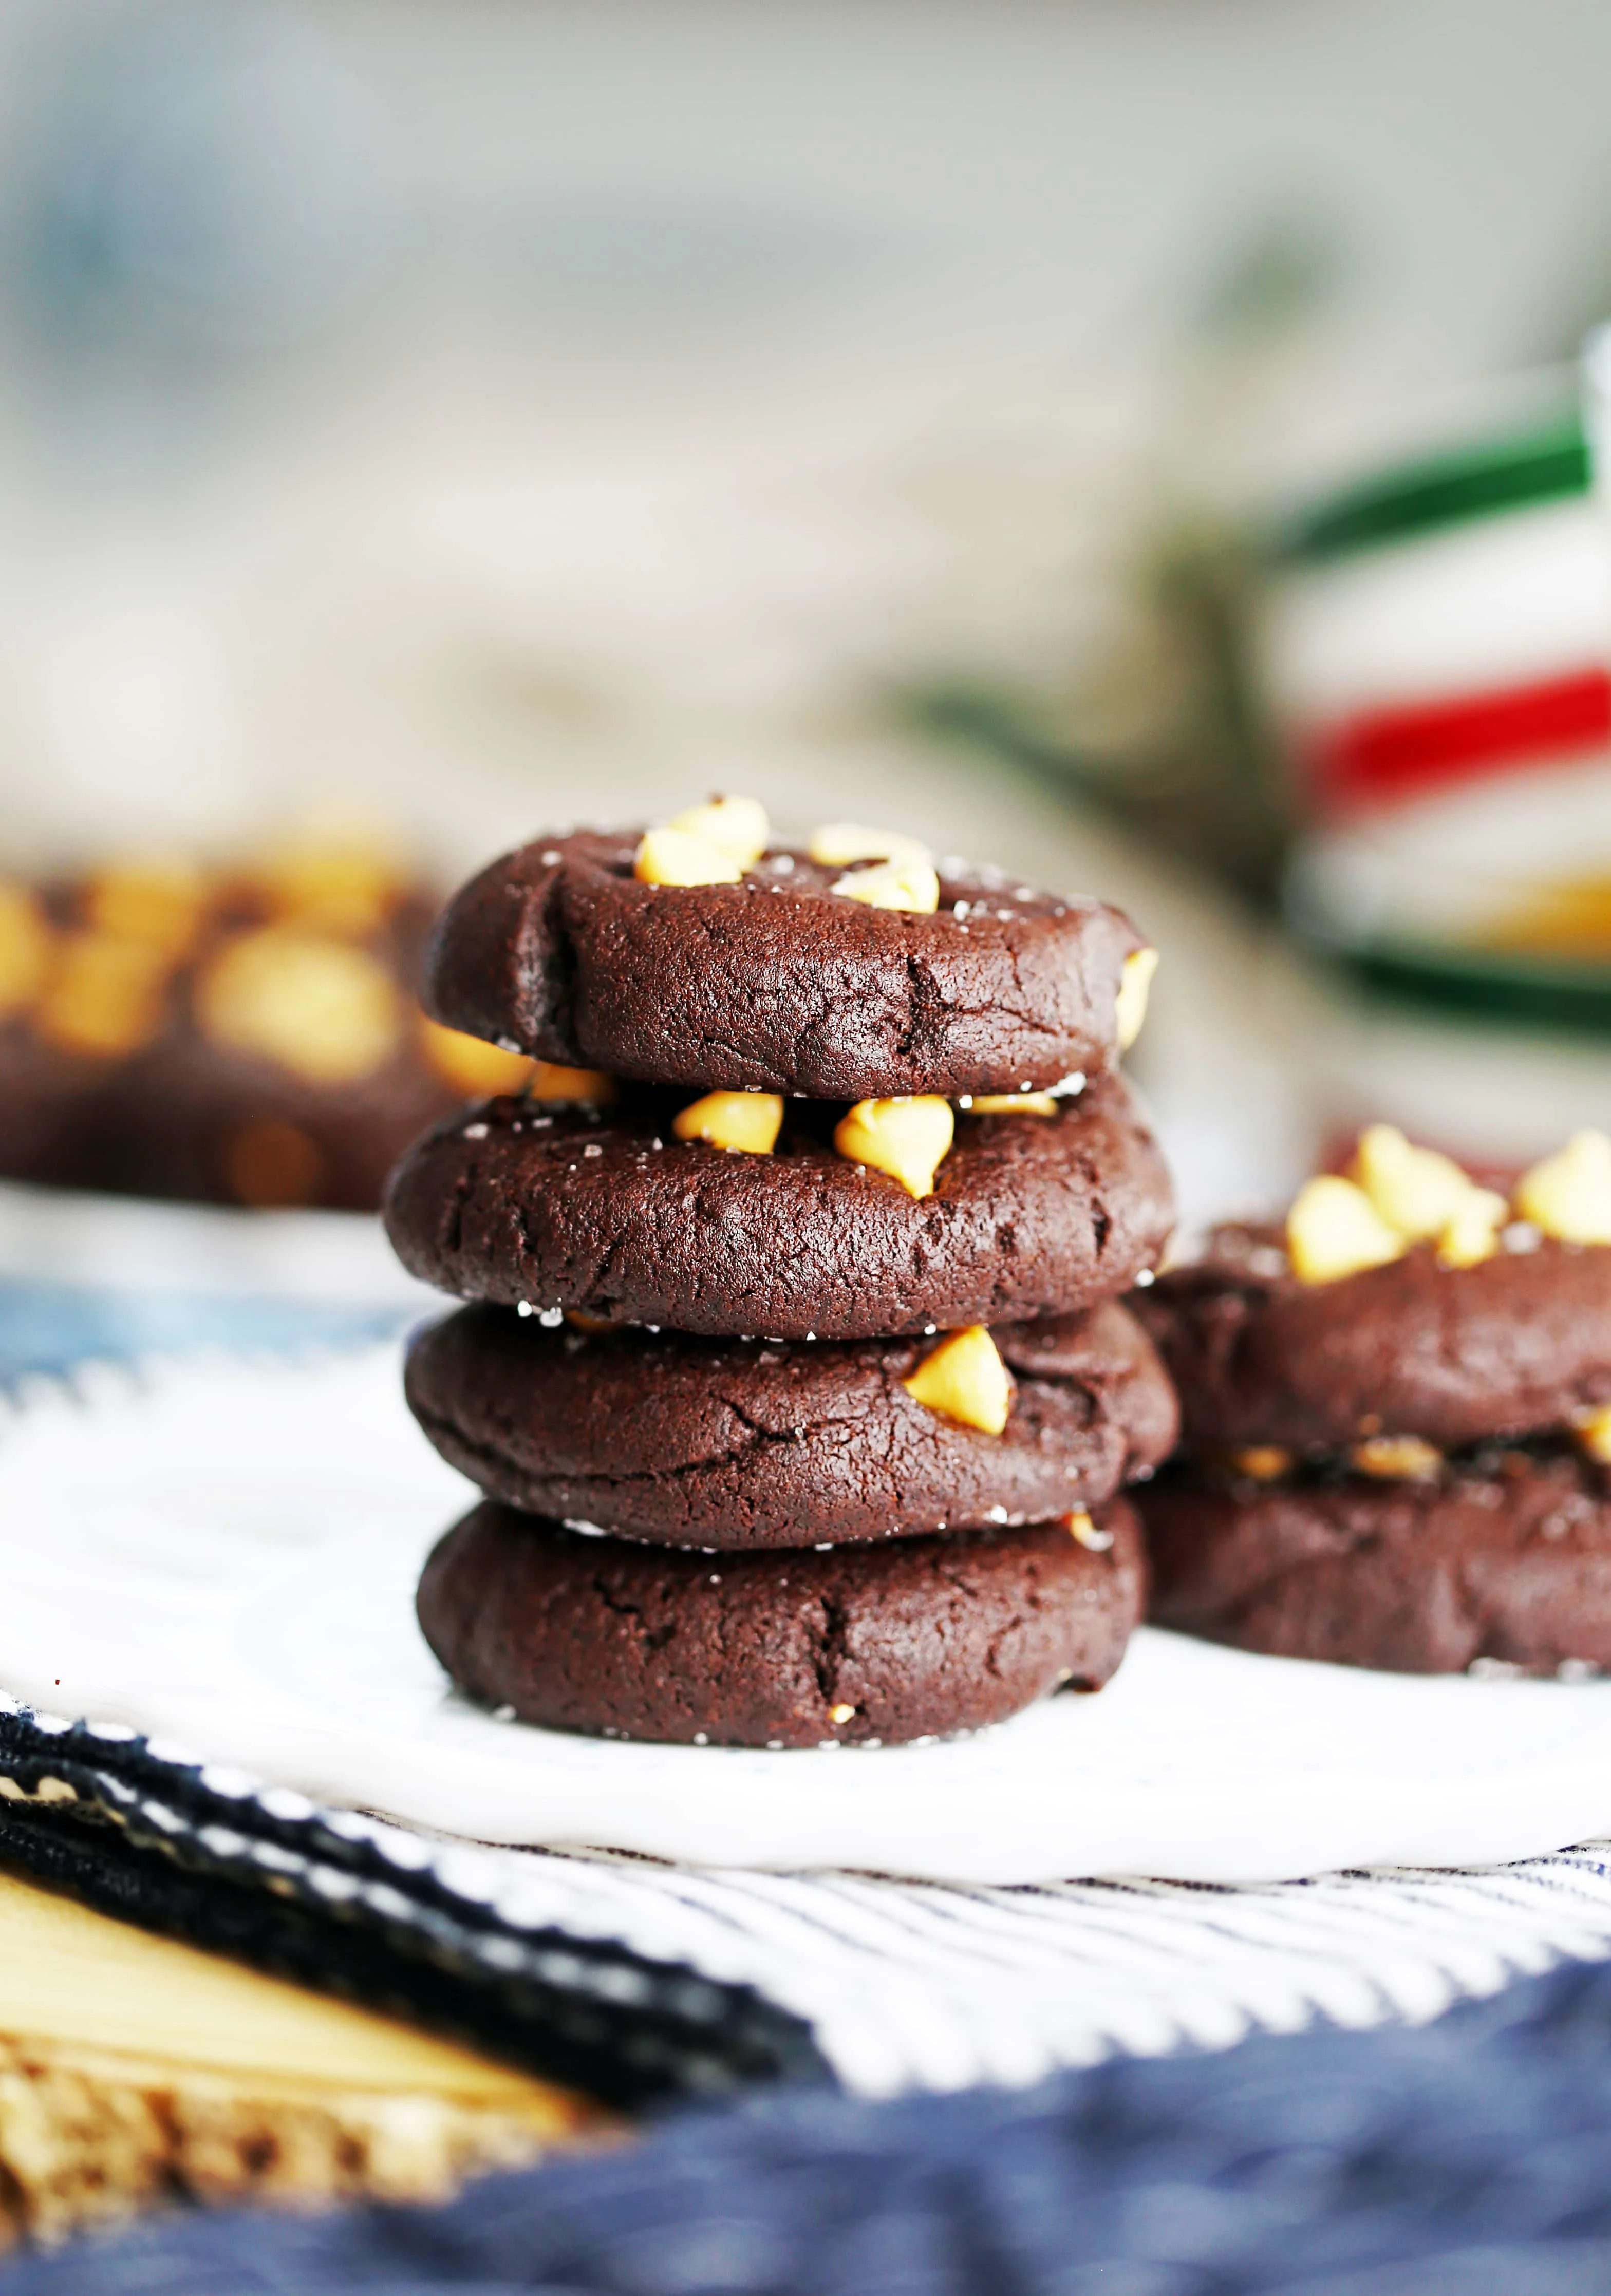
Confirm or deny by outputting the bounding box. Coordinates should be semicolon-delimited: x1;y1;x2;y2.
385;800;1178;1747
1134;1124;1611;1676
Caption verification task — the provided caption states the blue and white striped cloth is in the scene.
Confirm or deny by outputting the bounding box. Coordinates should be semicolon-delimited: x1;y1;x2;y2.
395;1827;1611;2094
10;1268;1611;2099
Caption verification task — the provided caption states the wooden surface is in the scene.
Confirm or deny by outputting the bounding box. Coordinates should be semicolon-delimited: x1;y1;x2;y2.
0;1868;609;2247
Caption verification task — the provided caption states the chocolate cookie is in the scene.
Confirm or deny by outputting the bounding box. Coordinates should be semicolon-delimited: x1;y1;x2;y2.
384;1073;1174;1340
422;830;1149;1099
404;1298;1177;1547
1134;1226;1611;1454
417;1499;1145;1746
1140;1447;1611;1676
69;1034;468;1212
0;1025;96;1186
0;867;505;1212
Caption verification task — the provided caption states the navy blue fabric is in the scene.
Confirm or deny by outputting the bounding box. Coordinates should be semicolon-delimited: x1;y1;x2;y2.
13;1953;1611;2292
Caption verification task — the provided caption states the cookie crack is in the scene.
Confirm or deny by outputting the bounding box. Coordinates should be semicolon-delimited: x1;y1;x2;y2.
518;862;584;1051
931;1546;1020;1680
588;1569;677;1653
510;1191;547;1290
588;1572;644;1622
568;1422;803;1492
443;1177;469;1262
896;952;950;1063
811;1591;851;1709
440;1147;482;1260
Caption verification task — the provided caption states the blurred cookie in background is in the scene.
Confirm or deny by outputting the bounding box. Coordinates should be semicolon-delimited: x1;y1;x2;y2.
0;835;531;1212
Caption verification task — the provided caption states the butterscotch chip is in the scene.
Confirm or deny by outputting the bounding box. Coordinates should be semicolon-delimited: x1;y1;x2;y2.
254;837;404;937
670;1090;783;1155
1346;1123;1506;1267
224;1119;327;1208
1352;1123;1482;1240
0;884;52;1018
633;826;743;888
198;930;400;1084
1515;1131;1611;1246
1349;1434;1443;1480
34;935;170;1059
85;859;210;958
833;1095;953;1198
665;796;769;867
420;1019;534;1098
1286;1175;1406;1285
1065;1509;1114;1551
1223;1446;1295;1483
901;1325;1013;1434
1114;947;1158;1051
831;856;940;913
969;1093;1058;1116
531;1062;616;1105
1436;1193;1506;1269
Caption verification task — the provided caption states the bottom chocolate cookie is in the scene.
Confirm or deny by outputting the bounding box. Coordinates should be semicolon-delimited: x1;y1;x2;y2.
1139;1450;1611;1677
418;1501;1144;1747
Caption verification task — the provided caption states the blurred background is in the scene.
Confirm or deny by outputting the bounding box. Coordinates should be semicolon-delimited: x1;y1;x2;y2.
5;0;1611;1332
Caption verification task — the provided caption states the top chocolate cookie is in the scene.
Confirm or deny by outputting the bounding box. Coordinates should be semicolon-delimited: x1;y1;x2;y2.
422;810;1153;1099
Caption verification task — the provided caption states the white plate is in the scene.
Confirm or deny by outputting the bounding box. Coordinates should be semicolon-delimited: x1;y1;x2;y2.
6;1344;1611;1886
